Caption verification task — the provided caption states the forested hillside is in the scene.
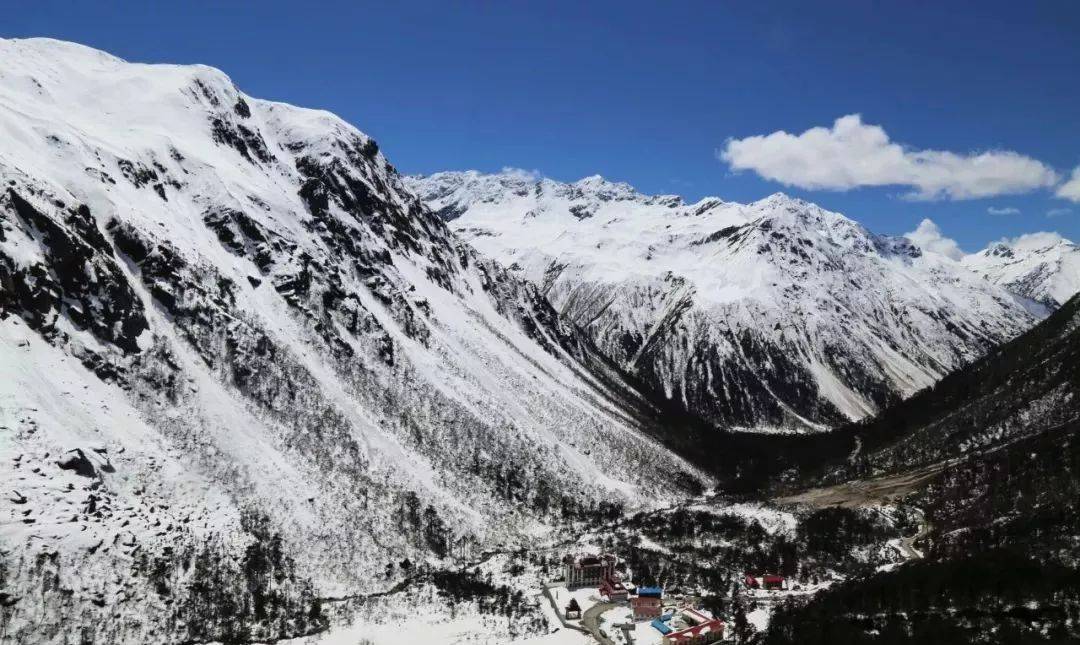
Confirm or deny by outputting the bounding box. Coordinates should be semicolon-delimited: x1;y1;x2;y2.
762;295;1080;643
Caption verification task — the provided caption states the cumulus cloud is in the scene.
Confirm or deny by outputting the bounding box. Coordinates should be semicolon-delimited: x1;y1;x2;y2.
1003;231;1067;251
987;206;1021;215
1047;207;1073;217
719;114;1059;200
905;219;964;260
1057;166;1080;203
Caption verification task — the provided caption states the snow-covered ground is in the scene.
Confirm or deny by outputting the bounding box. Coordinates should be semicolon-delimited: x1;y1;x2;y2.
547;585;604;621
606;605;662;645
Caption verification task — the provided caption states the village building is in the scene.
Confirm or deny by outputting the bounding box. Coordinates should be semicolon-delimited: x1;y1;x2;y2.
652;615;674;635
599;572;630;601
744;573;786;590
632;586;664;620
653;607;724;644
562;553;617;588
662;618;725;645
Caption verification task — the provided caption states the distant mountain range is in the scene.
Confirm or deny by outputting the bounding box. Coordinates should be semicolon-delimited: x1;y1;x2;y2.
963;232;1080;308
407;170;1074;433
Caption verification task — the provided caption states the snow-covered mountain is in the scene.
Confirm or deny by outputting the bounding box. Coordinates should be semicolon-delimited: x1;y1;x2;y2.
963;232;1080;309
406;170;1041;433
0;39;709;643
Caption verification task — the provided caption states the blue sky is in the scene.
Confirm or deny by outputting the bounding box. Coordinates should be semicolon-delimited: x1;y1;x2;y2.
5;1;1079;251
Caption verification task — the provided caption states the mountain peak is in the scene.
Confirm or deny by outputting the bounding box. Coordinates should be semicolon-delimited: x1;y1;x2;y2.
569;174;646;202
747;192;836;224
744;192;873;248
754;191;807;208
574;173;609;185
984;241;1015;258
964;232;1080;308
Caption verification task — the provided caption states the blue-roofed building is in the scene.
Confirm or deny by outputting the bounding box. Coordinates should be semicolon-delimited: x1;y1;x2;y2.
651;618;673;634
632;587;663;620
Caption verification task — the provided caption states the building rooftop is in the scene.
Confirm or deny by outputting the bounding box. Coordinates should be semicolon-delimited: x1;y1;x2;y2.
666;619;724;643
563;552;617;566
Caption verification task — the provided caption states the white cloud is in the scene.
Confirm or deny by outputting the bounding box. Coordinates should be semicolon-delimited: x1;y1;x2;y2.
905;218;964;260
719;114;1059;200
1047;207;1073;217
499;166;543;182
1003;231;1066;252
987;206;1020;215
1057;166;1080;203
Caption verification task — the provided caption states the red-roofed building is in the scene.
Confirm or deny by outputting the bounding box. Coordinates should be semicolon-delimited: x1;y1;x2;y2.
599;573;629;601
632;594;663;620
662;618;725;644
745;573;786;590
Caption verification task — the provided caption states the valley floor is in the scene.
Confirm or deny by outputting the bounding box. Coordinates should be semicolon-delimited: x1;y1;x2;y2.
773;465;946;509
261;492;917;645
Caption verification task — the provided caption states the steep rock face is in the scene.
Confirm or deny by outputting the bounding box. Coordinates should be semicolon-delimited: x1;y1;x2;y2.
406;170;1039;433
0;39;706;643
963;233;1080;309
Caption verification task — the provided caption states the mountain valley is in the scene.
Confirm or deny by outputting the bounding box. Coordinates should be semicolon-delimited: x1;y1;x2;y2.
1;37;1079;645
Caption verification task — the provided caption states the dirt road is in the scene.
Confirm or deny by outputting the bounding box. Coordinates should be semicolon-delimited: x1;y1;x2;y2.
897;512;931;560
773;462;947;508
776;465;936;561
581;602;619;645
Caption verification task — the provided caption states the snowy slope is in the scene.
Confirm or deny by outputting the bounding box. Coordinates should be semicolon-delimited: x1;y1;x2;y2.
407;170;1040;433
963;233;1080;308
0;39;708;644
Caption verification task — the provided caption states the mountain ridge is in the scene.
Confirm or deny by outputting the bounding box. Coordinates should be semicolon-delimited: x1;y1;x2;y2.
0;38;709;643
963;231;1080;309
406;169;1044;433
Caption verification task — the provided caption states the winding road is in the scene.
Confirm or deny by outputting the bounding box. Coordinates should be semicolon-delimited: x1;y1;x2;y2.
897;513;931;560
774;468;933;562
580;602;619;645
